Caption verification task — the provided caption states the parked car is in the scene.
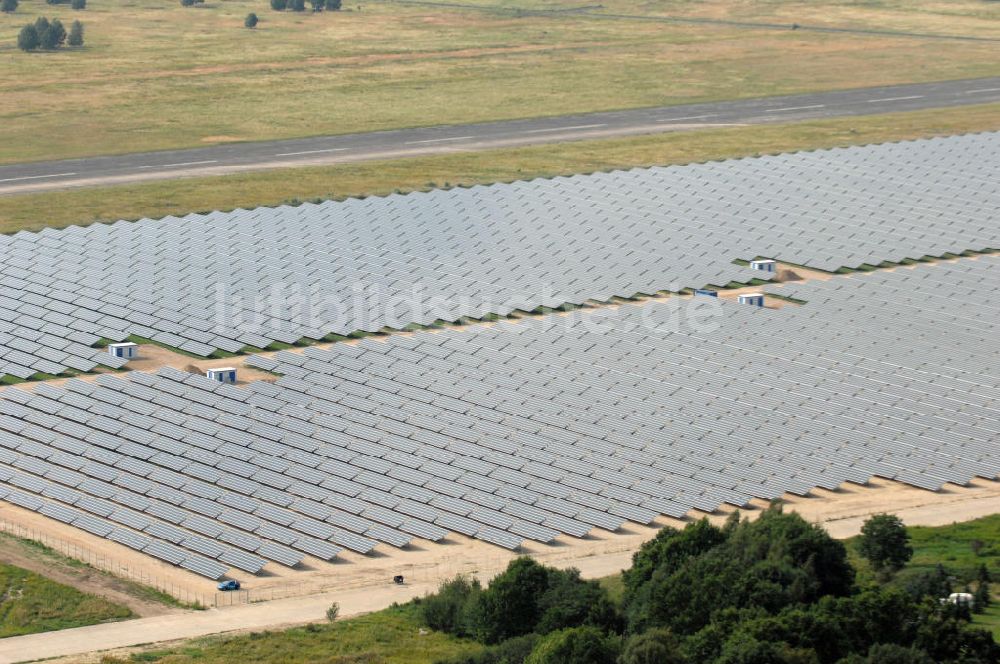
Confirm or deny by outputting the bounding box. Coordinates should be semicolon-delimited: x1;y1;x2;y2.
217;580;241;591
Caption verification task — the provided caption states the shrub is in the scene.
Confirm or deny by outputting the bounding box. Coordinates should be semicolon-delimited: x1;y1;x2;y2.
1;0;17;13
17;24;39;51
325;602;339;622
270;0;287;9
310;0;323;10
68;19;83;45
421;576;480;636
325;0;341;9
289;0;306;10
524;626;619;664
244;12;258;28
858;514;913;573
620;628;687;664
71;0;84;8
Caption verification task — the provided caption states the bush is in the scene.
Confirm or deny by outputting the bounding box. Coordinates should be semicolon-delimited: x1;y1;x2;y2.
421;576;480;636
620;628;687;664
310;0;323;10
289;0;306;10
458;558;620;645
71;0;84;8
270;0;287;9
858;514;913;573
17;24;39;51
437;634;540;664
325;0;341;9
524;626;619;664
67;19;82;46
244;12;258;28
1;0;17;13
325;602;339;622
467;558;551;644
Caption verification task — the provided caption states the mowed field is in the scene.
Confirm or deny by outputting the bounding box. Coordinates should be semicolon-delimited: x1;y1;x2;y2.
0;0;998;164
0;101;996;234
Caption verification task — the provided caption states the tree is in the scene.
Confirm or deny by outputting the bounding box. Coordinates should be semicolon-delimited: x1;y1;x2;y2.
71;0;85;8
289;0;306;10
524;626;620;664
40;18;66;49
858;514;913;573
421;575;480;636
625;507;854;635
310;0;323;10
622;518;727;600
974;580;990;613
244;12;258;28
270;0;287;9
67;19;83;45
620;628;687;664
1;0;17;14
325;602;339;621
466;557;551;644
17;24;38;51
325;0;341;9
34;16;50;38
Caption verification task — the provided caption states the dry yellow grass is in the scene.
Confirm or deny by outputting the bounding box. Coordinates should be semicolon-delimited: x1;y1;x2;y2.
0;0;997;163
0;101;997;234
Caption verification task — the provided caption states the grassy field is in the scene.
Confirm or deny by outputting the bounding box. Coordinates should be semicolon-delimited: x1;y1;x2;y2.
0;560;133;638
0;0;997;163
112;603;480;664
845;514;1000;638
0;101;996;235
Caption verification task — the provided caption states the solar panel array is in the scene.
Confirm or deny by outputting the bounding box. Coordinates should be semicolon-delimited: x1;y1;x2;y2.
1;132;998;381
1;256;997;577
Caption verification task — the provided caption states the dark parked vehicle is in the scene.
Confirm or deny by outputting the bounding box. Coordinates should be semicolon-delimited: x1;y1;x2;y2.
217;580;241;591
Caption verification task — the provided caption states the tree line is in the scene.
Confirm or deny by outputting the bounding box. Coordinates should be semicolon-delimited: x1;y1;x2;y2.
415;506;998;664
17;16;84;51
1;0;85;13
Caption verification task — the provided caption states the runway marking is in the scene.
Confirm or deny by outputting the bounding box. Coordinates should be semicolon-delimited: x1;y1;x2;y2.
965;87;1000;94
656;114;717;122
0;172;77;183
275;148;349;157
523;123;608;134
138;160;219;169
404;136;474;145
866;95;923;103
765;104;824;112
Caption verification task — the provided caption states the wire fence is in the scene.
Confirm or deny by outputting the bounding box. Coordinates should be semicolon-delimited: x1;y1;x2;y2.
0;518;217;608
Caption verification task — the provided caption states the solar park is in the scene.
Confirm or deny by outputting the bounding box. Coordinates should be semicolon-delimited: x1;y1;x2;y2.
0;133;997;588
0;132;998;382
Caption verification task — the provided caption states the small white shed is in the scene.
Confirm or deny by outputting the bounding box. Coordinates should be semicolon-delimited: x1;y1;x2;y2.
750;259;777;272
738;293;766;308
206;367;238;384
108;342;139;360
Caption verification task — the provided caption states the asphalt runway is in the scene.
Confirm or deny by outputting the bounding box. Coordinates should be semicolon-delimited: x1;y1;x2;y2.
1;76;998;196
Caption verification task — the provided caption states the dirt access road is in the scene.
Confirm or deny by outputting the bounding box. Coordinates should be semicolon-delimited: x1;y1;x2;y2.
2;476;999;664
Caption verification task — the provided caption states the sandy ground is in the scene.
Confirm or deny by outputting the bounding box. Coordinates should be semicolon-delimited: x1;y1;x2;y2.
0;476;998;663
